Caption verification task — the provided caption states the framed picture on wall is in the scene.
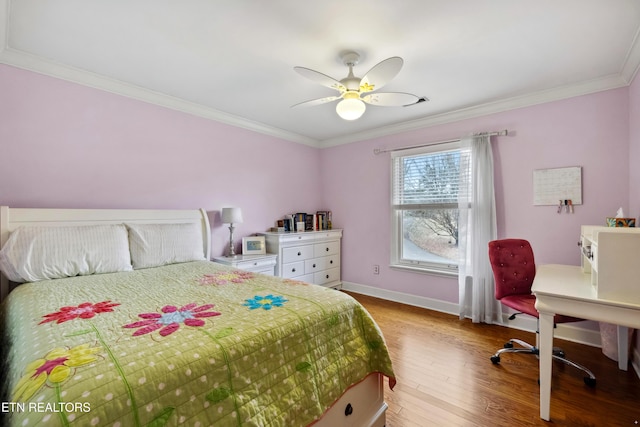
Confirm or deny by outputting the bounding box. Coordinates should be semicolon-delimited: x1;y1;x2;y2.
242;236;266;255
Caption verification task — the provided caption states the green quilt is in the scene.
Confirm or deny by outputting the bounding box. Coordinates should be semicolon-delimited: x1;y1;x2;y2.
0;261;395;426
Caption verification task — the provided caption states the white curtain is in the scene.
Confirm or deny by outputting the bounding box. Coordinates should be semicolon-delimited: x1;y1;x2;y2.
457;134;501;323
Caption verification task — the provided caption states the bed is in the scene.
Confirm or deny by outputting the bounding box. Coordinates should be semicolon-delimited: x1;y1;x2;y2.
0;206;395;427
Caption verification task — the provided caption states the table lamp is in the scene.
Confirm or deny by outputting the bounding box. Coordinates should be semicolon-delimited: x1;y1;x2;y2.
221;207;243;257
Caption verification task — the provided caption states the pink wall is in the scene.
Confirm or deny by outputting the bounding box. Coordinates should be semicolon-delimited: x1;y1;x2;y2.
321;88;630;303
0;65;323;257
0;64;634;305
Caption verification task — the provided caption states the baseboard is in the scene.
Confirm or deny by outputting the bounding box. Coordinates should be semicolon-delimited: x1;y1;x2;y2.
343;280;640;379
341;281;459;316
341;281;601;347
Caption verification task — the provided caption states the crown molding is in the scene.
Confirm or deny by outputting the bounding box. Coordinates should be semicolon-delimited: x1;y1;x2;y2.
2;0;639;150
621;25;640;84
319;74;630;147
5;42;627;150
0;49;320;148
0;0;8;52
2;45;629;150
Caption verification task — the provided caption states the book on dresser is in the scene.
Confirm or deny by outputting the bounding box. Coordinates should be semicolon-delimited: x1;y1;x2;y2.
257;229;342;288
316;211;327;230
305;214;314;231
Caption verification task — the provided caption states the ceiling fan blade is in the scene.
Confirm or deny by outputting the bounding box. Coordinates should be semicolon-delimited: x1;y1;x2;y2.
291;95;341;108
362;92;423;107
360;57;403;93
294;67;346;92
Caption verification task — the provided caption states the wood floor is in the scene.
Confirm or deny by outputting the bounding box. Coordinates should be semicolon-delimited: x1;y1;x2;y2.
346;292;640;427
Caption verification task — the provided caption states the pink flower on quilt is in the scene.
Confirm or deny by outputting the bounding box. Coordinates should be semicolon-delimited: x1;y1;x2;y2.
40;301;120;324
123;303;221;337
197;270;255;285
283;278;309;286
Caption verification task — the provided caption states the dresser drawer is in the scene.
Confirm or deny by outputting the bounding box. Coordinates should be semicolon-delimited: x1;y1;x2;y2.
235;258;276;270
315;231;341;239
314;267;340;285
314;241;340;257
305;257;326;273
279;233;317;243
296;273;314;284
282;245;314;263
282;261;305;278
325;255;340;269
211;254;277;276
254;268;275;276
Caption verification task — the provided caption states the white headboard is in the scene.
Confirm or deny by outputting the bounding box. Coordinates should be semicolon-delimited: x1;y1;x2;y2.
0;206;211;302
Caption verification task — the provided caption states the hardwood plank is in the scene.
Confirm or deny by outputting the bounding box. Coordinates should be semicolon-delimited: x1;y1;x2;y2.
346;292;640;427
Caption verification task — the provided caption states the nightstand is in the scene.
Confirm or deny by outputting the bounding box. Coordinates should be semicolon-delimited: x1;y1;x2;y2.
212;253;278;276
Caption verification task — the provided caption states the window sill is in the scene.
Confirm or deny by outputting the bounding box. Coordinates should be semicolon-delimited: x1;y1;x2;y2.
389;264;458;279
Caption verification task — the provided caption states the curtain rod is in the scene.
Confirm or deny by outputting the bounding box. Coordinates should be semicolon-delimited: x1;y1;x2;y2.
373;129;509;155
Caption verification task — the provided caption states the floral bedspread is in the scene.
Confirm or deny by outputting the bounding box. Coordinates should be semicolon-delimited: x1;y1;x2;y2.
0;261;395;426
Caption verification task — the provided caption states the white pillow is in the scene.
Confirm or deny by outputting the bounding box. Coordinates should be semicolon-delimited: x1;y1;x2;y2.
127;222;205;269
0;224;133;283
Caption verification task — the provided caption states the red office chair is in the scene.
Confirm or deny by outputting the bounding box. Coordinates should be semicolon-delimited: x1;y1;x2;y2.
487;239;596;386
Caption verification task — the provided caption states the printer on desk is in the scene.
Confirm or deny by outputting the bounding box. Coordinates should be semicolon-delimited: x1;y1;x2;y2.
579;225;640;304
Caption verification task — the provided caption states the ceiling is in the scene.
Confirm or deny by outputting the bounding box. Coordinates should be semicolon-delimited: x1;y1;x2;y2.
2;0;640;147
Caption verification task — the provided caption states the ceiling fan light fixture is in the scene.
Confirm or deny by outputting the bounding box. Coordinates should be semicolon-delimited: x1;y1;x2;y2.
293;52;420;119
336;92;366;121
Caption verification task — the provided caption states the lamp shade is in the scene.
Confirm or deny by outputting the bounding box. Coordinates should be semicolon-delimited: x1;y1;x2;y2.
221;207;243;224
336;97;366;121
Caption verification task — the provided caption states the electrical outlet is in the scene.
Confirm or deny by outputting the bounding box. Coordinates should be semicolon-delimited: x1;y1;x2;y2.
373;264;380;275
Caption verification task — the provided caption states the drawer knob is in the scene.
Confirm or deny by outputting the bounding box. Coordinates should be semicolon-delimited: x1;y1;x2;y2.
344;403;353;416
330;260;333;264
326;247;329;252
292;268;296;272
297;251;302;256
326;274;329;279
313;264;316;268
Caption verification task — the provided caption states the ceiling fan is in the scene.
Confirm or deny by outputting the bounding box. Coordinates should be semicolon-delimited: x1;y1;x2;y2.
292;51;426;121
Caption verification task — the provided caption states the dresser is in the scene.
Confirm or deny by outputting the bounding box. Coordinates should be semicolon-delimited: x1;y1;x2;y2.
258;230;342;288
211;253;277;276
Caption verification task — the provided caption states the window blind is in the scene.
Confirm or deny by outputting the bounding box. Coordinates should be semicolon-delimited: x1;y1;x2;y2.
392;147;471;209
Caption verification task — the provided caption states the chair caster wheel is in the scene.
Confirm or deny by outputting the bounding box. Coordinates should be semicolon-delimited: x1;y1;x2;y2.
490;355;500;364
584;377;596;387
504;342;514;349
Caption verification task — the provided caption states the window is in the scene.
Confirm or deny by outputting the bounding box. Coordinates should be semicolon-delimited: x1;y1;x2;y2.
390;141;471;276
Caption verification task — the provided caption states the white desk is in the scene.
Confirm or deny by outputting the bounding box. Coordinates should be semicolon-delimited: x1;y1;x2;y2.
532;264;640;421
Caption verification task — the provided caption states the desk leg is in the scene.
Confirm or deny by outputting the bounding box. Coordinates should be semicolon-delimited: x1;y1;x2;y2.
617;326;629;371
538;311;554;421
